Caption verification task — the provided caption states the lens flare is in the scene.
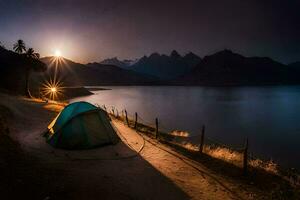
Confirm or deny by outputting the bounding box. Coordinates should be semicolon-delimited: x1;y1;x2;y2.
54;49;61;57
41;78;64;100
51;87;57;92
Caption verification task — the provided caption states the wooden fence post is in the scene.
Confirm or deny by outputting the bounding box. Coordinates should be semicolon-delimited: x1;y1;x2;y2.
155;118;159;139
134;112;138;129
112;107;115;116
125;110;129;126
199;125;205;153
116;109;119;118
243;138;249;175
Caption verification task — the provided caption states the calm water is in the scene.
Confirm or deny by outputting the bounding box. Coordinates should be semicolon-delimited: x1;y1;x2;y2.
71;86;300;169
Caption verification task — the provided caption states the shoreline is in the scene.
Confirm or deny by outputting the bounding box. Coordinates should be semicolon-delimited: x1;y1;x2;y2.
78;85;300;170
0;93;299;199
84;87;112;91
61;86;94;99
107;110;299;186
67;87;300;174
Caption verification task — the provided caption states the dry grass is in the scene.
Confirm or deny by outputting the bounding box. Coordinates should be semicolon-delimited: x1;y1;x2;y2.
23;96;68;105
203;145;243;166
170;142;244;166
22;97;67;113
22;97;45;103
249;158;279;174
155;133;292;179
172;140;300;187
43;104;65;113
169;130;189;137
173;141;278;171
179;142;199;151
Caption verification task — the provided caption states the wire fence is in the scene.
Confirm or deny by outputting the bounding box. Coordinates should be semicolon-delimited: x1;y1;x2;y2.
95;104;300;184
100;104;247;154
101;104;243;144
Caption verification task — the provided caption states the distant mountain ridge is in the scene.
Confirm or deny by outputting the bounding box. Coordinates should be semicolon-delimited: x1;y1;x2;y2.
36;57;158;86
175;49;300;85
2;47;300;90
99;57;137;69
131;50;202;79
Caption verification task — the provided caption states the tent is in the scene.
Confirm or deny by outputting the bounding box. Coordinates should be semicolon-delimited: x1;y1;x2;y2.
46;101;119;149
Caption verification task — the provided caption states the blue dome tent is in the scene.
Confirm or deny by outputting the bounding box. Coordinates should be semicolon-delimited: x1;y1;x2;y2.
46;102;119;149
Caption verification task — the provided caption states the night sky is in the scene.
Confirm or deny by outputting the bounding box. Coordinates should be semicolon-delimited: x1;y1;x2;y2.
0;0;299;63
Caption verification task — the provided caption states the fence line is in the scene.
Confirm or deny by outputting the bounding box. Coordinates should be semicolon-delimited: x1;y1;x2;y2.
94;103;300;183
101;106;249;174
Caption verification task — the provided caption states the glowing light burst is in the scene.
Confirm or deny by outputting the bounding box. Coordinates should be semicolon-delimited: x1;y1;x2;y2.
41;78;64;100
48;52;73;84
51;87;57;92
40;50;72;100
54;49;61;57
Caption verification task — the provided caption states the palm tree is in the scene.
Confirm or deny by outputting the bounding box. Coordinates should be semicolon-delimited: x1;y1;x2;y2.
23;47;43;97
12;40;46;98
13;39;26;54
26;48;40;59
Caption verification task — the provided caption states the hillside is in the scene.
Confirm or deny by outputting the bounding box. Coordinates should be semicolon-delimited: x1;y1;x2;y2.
36;57;158;86
0;47;46;94
131;50;201;80
175;50;300;85
86;62;158;85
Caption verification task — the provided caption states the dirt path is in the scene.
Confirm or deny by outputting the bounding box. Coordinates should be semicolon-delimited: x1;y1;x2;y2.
112;120;255;200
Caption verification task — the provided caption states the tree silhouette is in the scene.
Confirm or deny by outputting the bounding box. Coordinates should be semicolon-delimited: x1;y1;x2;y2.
12;40;46;97
13;39;26;54
22;47;46;97
15;47;47;97
26;48;40;59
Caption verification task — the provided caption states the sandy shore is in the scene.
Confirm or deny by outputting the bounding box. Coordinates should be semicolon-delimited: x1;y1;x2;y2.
0;93;298;200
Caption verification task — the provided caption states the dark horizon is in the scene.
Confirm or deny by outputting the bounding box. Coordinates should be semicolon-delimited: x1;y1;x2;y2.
0;0;299;64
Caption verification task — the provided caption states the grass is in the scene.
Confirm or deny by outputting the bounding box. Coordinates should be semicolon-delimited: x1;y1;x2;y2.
22;96;67;112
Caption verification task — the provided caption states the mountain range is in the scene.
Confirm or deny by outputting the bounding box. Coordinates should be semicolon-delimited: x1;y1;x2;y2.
99;57;137;69
98;51;202;80
175;49;300;85
130;50;201;79
36;57;158;86
1;46;300;95
29;50;300;87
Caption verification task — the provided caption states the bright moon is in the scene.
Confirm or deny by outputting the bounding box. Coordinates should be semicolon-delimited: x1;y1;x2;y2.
54;50;61;57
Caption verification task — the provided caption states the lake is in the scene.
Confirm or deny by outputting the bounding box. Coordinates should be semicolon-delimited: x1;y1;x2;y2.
71;86;300;169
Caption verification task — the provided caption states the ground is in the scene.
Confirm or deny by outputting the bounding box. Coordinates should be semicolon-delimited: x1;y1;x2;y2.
0;93;298;200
